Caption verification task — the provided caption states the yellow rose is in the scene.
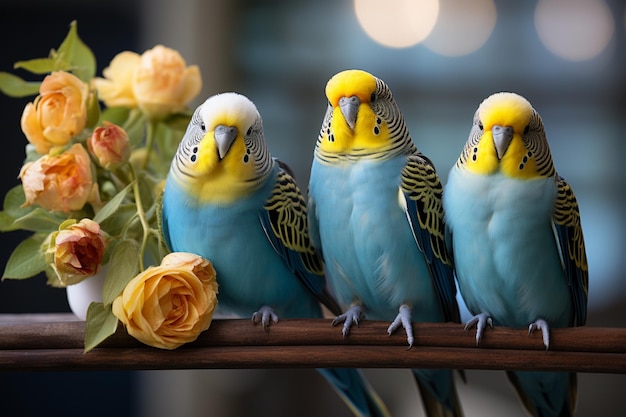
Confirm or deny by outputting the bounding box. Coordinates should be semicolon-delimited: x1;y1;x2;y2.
48;218;108;286
112;252;218;350
19;143;99;212
21;71;89;154
87;121;130;170
132;45;202;120
92;51;140;108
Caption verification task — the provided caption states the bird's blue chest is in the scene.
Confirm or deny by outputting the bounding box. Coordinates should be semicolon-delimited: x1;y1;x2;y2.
162;180;320;318
444;168;571;327
310;158;438;320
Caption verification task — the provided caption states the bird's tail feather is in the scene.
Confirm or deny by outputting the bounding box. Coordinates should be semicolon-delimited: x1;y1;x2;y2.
412;369;464;417
506;371;576;417
317;368;391;417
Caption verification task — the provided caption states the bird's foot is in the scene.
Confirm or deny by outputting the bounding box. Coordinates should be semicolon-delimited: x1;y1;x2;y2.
251;305;279;331
331;305;365;337
528;318;550;350
464;313;493;345
388;304;414;349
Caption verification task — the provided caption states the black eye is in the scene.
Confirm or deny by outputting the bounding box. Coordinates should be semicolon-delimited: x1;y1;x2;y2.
200;122;206;131
523;125;530;135
478;121;484;130
370;93;376;102
246;127;252;136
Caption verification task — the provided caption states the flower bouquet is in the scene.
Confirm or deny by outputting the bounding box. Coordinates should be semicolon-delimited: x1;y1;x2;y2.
0;21;218;351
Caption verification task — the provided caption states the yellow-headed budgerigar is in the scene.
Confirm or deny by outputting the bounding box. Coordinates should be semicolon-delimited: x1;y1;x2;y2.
308;69;464;417
161;92;390;417
443;92;588;417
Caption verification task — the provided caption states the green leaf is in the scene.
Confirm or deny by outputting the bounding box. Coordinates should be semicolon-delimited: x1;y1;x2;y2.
163;112;192;132
0;186;44;232
0;211;17;231
99;204;136;236
85;91;101;129
102;239;140;305
124;109;146;148
93;183;133;224
0;72;40;97
101;106;130;126
13;57;65;75
84;302;119;353
11;208;64;232
2;185;28;217
56;21;96;82
2;235;47;280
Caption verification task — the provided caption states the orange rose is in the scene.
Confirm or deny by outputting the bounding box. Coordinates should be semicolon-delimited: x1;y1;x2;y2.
92;51;140;108
132;45;202;120
87;122;130;170
21;71;89;154
112;252;218;350
48;218;108;286
19;143;99;212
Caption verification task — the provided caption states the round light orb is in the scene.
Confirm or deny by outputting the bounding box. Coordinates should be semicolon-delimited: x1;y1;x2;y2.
535;0;614;61
354;0;439;48
423;0;497;56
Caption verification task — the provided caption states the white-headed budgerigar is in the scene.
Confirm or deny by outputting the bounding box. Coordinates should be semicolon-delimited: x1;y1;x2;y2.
308;69;464;417
161;92;390;417
443;92;588;417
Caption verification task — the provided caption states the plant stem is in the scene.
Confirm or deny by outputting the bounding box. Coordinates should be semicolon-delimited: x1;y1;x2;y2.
129;164;150;272
142;120;158;171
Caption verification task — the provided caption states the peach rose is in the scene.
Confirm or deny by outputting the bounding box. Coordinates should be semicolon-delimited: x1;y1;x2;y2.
19;143;99;212
87;122;130;170
92;51;140;108
132;45;202;120
47;218;108;286
112;252;218;350
21;71;89;154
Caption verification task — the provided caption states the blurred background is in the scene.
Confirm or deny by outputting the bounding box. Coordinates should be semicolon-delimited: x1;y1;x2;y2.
0;0;624;416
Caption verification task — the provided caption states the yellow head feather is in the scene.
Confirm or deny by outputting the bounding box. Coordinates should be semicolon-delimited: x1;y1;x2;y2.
319;69;400;157
465;92;548;179
478;92;532;133
325;69;377;107
176;93;269;204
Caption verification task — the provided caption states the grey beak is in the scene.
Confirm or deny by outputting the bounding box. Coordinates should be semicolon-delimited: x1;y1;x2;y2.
339;95;360;130
492;125;514;160
214;125;238;160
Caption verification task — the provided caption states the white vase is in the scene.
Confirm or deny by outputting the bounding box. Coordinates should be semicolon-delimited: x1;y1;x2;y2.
66;268;107;320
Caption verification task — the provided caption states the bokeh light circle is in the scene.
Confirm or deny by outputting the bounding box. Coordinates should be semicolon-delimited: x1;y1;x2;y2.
354;0;439;48
423;0;497;56
535;0;614;61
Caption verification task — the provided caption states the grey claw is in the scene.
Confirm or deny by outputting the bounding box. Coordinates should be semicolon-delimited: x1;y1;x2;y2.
388;304;414;348
528;318;550;350
331;305;364;337
464;313;493;345
251;306;279;331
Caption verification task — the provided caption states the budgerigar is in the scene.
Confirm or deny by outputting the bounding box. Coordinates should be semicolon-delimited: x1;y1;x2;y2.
308;69;464;417
443;92;588;417
161;92;390;417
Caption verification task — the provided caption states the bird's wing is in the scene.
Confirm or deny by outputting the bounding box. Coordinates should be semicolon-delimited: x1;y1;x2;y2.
552;175;588;326
401;154;460;323
259;162;341;315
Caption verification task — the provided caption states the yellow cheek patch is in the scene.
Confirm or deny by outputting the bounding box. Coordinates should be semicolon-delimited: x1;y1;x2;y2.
466;131;500;175
500;135;540;179
352;105;388;150
319;104;389;155
319;107;354;154
184;132;258;204
466;132;541;179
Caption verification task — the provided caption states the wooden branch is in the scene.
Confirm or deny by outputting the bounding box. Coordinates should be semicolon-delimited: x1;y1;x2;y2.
0;315;625;373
